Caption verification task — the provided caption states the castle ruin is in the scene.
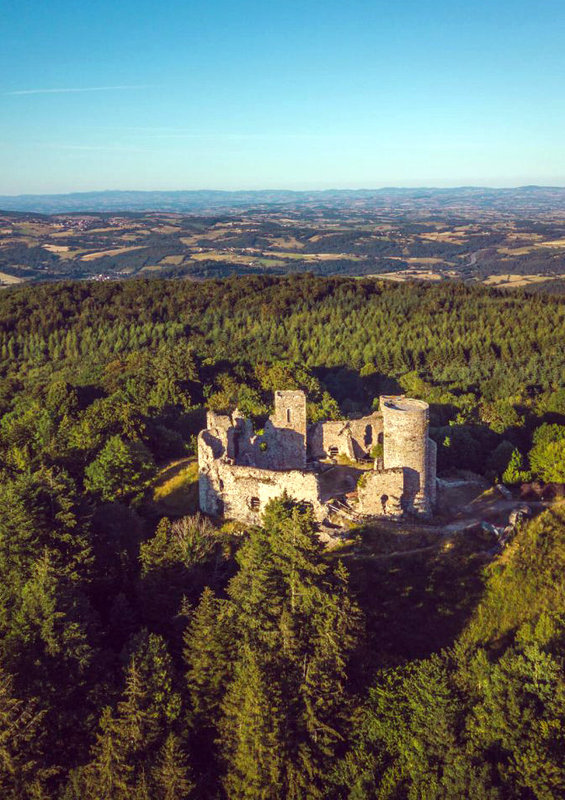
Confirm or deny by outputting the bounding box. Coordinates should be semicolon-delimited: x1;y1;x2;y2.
198;390;437;525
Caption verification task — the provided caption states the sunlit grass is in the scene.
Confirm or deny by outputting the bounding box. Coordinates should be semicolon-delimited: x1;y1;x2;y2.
153;459;199;515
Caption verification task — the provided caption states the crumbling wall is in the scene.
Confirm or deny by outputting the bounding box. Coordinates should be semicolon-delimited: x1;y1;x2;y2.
427;437;437;508
309;412;383;461
198;428;226;516
272;390;307;437
219;463;325;524
309;421;355;460
356;467;404;516
232;390;307;470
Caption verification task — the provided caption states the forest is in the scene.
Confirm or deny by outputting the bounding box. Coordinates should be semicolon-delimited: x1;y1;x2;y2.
0;274;564;798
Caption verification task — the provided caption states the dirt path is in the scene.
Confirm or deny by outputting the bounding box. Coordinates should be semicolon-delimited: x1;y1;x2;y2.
439;499;547;533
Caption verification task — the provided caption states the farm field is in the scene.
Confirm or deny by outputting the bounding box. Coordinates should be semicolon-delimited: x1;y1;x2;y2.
0;187;564;290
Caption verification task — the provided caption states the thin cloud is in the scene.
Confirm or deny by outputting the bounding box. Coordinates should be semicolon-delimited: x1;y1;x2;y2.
5;85;155;96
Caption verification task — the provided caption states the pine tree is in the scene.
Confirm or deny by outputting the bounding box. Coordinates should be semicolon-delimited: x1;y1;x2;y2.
82;707;133;800
0;666;48;799
152;733;194;800
220;648;284;800
218;497;362;799
184;588;233;722
84;435;156;503
502;448;530;486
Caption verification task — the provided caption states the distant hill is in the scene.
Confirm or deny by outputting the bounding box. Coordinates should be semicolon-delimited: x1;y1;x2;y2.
1;194;564;288
1;185;565;214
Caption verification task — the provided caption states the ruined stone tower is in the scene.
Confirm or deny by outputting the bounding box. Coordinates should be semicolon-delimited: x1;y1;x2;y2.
270;390;307;469
380;396;437;516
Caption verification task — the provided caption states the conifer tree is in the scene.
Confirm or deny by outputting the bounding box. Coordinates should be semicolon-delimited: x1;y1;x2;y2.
0;667;47;800
220;648;284;800
152;733;194;800
184;588;233;722
218;497;362;799
82;707;133;800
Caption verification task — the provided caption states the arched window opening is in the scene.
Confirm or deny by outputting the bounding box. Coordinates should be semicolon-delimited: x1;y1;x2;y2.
364;424;373;446
377;432;384;445
286;408;291;423
249;496;260;512
329;446;339;458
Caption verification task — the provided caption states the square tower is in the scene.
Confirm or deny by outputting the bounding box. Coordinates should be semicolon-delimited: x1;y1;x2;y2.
272;390;307;437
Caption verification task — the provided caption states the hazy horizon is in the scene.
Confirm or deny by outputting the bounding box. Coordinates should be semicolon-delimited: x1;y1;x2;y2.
1;183;565;199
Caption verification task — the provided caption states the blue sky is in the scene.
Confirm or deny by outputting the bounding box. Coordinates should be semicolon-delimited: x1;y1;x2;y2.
1;0;564;193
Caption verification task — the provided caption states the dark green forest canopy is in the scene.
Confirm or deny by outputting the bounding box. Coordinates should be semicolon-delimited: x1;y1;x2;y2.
1;274;563;393
0;274;564;798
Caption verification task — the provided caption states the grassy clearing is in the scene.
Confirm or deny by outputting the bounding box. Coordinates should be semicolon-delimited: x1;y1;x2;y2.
406;257;447;264
159;254;185;265
81;246;146;261
419;232;466;244
268;235;305;249
537;238;565;248
0;271;25;284
189;251;258;264
373;270;455;282
13;222;51;237
483;273;564;287
266;251;312;260
337;523;487;669
149;225;181;234
152;458;199;516
256;257;286;267
496;246;536;256
42;244;70;253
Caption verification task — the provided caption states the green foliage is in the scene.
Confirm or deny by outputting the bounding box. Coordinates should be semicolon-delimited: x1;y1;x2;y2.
152;733;194;800
0;667;49;799
369;442;383;460
529;425;565;482
487;439;515;478
337;507;565;800
502;448;531;485
0;275;563;797
461;505;565;648
217;497;362;799
85;435;156;502
138;514;220;626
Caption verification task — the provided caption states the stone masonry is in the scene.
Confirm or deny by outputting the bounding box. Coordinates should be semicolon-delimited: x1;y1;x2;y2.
198;390;437;525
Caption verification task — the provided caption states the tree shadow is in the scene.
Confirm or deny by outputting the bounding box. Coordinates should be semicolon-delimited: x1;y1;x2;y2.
311;365;403;414
344;531;486;689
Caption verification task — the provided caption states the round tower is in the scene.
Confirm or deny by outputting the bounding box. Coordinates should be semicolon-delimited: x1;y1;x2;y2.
381;396;432;516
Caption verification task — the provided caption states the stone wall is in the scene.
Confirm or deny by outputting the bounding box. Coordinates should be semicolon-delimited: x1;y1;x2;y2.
231;391;307;470
198;392;319;523
427;437;437;508
357;467;404;516
309;412;383;461
198;427;226;516
271;390;307;437
218;462;324;525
